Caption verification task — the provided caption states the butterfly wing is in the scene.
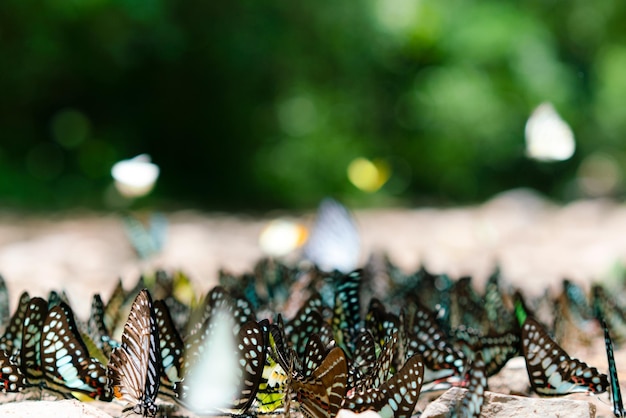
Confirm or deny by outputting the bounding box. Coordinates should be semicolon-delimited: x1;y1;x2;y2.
108;289;161;416
521;317;607;395
344;354;424;418
41;303;111;400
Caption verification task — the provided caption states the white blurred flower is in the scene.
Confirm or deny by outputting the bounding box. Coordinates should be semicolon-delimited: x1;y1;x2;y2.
111;154;160;198
525;103;575;162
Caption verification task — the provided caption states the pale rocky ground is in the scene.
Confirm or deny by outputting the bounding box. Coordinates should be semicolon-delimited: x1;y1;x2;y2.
0;189;625;417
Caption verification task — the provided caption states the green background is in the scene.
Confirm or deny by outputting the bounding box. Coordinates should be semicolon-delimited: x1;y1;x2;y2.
1;0;625;211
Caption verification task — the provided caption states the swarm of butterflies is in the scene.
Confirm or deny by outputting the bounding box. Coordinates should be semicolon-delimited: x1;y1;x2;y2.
0;199;623;418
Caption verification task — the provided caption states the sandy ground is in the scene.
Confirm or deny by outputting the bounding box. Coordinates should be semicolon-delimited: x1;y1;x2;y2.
0;189;625;416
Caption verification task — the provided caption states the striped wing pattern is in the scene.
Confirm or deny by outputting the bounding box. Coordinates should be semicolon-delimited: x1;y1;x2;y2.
521;317;608;395
108;289;161;417
293;347;349;418
41;303;111;400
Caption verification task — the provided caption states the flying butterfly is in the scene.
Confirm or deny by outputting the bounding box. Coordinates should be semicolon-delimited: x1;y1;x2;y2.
521;316;608;395
302;197;360;274
343;354;425;418
108;289;161;417
40;302;111;400
122;212;168;260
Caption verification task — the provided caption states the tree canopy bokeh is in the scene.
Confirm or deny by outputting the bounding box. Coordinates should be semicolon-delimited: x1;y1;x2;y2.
1;0;625;210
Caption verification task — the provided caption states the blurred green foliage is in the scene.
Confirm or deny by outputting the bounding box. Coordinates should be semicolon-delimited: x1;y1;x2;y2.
1;0;625;210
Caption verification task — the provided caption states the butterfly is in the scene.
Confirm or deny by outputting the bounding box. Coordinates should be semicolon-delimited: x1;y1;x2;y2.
0;349;25;393
86;294;118;359
348;331;378;388
602;318;625;417
292;346;349;418
176;313;265;415
455;351;487;418
122;212;168;260
302;198;360;274
108;289;161;416
483;268;515;334
403;300;465;383
592;284;626;344
351;333;398;392
20;297;48;386
153;300;184;399
453;326;520;377
343;354;424;418
0;275;9;328
255;320;290;413
521;316;608;395
40;302;111;400
332;269;362;353
0;292;30;354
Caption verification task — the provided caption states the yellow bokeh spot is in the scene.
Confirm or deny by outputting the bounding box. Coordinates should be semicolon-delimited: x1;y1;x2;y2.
347;157;391;192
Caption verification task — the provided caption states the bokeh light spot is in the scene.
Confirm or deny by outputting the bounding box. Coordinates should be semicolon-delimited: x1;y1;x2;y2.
525;102;575;162
277;95;318;137
50;108;90;149
259;219;308;257
111;154;160;198
347;157;391;192
577;152;621;197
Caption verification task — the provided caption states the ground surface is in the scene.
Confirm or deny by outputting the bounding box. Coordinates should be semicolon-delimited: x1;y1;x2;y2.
0;189;625;416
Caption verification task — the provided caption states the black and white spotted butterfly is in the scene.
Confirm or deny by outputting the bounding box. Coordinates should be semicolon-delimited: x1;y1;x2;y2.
455;351;487;418
153;300;183;399
40;302;111;400
343;354;425;418
176;315;266;415
0;349;25;393
108;289;161;417
20;297;48;387
521;316;608;395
